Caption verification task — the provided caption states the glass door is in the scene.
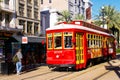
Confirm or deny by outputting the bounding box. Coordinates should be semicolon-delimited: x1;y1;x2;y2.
76;33;84;64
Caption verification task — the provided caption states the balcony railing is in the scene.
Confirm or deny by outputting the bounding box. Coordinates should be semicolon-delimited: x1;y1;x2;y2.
0;24;23;32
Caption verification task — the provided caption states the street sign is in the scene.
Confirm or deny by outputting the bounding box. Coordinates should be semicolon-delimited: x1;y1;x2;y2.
22;37;28;44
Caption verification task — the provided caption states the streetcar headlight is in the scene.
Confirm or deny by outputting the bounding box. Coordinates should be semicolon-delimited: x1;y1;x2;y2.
56;55;59;58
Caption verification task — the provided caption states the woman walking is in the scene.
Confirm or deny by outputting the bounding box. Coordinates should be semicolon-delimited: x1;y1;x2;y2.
15;48;23;75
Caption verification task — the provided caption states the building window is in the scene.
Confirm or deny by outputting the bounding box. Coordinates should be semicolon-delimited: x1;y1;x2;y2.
20;0;24;1
27;22;32;35
34;23;38;35
27;7;32;18
19;20;25;33
5;14;10;22
49;0;52;3
5;0;9;5
19;4;24;16
5;14;10;27
27;0;31;4
34;0;38;6
41;0;43;4
34;9;38;19
0;13;2;26
0;13;2;21
75;0;77;3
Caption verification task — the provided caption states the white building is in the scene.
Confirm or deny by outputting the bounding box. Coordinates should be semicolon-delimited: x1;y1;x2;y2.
0;0;16;29
15;0;41;36
40;0;92;33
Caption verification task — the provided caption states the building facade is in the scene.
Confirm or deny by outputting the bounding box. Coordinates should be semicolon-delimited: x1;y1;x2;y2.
40;0;68;12
0;0;46;74
15;0;41;36
40;0;92;34
40;0;92;19
0;0;16;29
68;0;92;19
40;0;69;34
0;0;22;74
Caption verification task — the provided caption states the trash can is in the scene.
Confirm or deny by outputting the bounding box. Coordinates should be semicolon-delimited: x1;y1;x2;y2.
0;62;15;75
0;62;8;74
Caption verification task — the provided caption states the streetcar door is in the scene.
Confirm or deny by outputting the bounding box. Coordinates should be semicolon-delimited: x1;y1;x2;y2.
76;33;84;64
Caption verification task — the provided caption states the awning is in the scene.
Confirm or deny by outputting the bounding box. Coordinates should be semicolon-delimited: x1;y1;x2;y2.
12;34;46;43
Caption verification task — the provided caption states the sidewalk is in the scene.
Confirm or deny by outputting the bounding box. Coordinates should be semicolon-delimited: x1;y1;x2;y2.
0;65;48;80
0;59;120;80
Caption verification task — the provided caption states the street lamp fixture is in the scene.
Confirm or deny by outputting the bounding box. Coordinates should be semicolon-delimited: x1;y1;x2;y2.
101;6;105;28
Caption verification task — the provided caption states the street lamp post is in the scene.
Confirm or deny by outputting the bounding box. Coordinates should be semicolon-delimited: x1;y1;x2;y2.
101;6;105;28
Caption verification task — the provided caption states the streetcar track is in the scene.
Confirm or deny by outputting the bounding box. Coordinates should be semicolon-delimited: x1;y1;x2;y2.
22;62;108;80
21;60;117;80
63;62;110;80
93;71;110;80
50;72;74;80
21;71;53;80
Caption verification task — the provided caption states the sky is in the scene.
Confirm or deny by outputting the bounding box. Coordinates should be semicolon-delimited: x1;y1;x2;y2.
91;0;120;19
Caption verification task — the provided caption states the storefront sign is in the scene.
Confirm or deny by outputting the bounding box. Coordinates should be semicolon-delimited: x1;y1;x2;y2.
22;37;28;44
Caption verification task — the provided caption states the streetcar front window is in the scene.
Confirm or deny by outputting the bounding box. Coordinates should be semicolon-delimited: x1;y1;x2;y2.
64;32;73;48
54;32;62;49
47;33;53;49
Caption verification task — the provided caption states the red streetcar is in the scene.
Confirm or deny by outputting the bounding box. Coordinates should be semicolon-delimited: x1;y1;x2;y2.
46;20;116;70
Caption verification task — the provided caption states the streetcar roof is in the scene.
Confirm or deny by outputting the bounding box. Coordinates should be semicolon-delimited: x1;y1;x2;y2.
46;24;110;36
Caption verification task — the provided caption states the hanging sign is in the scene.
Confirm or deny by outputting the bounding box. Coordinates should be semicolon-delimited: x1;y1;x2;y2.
22;37;28;44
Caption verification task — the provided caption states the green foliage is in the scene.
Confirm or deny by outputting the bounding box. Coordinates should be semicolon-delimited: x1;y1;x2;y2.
57;10;85;23
94;5;120;30
57;10;71;23
116;49;120;53
73;14;85;20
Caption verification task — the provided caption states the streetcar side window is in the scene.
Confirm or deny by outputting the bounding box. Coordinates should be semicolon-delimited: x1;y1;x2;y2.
87;34;103;48
64;32;73;48
54;32;62;49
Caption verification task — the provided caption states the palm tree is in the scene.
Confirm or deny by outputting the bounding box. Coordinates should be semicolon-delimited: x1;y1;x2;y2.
95;5;120;30
94;5;120;45
73;14;85;20
57;10;71;23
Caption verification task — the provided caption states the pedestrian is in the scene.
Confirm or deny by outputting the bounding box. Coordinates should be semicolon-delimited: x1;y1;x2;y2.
15;48;23;75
